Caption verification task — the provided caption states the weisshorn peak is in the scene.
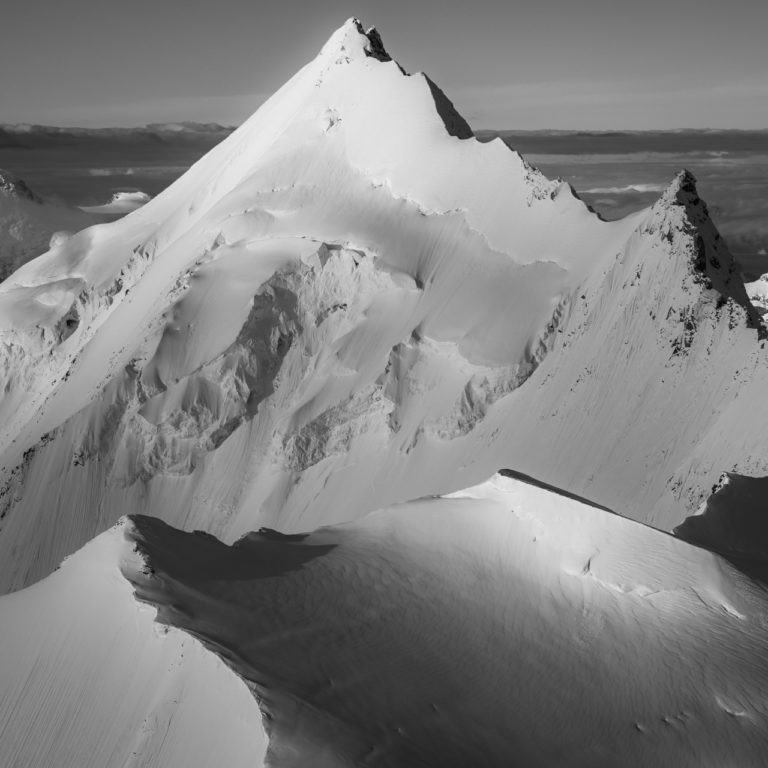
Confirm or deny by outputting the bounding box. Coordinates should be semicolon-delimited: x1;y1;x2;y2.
0;17;763;595
2;18;768;768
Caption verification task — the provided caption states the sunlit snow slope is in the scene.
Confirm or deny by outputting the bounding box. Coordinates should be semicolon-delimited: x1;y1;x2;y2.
4;473;766;768
0;520;267;768
0;19;765;592
123;472;768;768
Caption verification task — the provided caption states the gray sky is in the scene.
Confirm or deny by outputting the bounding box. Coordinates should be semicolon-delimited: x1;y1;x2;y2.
1;0;766;129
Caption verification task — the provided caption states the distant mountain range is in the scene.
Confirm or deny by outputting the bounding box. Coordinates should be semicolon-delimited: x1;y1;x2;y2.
477;128;768;154
0;122;236;149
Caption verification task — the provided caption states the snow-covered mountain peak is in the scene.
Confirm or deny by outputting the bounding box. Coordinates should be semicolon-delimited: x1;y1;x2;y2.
2;18;768;594
7;20;768;767
660;168;700;206
318;17;392;66
655;169;714;228
647;171;717;247
641;169;764;334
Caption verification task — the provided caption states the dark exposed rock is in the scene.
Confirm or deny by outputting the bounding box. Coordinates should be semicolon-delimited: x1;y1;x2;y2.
0;170;42;204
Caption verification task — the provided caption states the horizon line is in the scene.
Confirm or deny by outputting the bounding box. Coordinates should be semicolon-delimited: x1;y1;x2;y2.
2;122;767;134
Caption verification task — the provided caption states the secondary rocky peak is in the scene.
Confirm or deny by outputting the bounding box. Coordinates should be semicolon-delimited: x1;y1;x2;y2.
658;169;708;222
650;170;716;244
0;170;42;204
642;169;765;336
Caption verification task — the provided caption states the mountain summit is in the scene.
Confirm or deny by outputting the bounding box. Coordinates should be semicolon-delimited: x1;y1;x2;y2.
0;19;765;592
3;18;768;768
321;17;393;62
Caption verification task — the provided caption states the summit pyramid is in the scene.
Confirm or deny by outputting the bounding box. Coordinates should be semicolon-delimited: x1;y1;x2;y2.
0;19;765;592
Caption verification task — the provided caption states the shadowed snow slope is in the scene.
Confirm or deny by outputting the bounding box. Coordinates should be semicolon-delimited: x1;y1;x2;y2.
0;520;266;768
124;473;768;768
0;19;766;592
675;472;768;581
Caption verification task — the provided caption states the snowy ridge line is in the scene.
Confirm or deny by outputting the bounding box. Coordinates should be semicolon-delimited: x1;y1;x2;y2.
0;146;536;436
2;468;764;768
121;471;768;767
0;238;158;462
0;518;268;768
497;467;616;513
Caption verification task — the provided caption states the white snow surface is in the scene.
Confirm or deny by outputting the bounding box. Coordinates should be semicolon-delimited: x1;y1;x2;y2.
0;18;766;597
0;519;267;768
79;190;152;214
5;472;766;767
120;472;768;767
2;19;768;764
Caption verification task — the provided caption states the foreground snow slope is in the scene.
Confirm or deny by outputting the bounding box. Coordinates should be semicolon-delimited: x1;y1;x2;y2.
0;19;765;591
124;472;768;767
0;520;266;768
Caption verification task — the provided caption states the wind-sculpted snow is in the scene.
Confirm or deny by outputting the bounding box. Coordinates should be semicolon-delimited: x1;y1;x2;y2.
123;473;768;767
0;19;767;594
0;138;581;589
0;520;267;768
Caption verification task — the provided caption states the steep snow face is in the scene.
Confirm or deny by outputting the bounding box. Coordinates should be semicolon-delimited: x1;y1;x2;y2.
490;170;768;528
0;18;625;590
0;19;765;591
124;473;768;768
0;520;266;768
